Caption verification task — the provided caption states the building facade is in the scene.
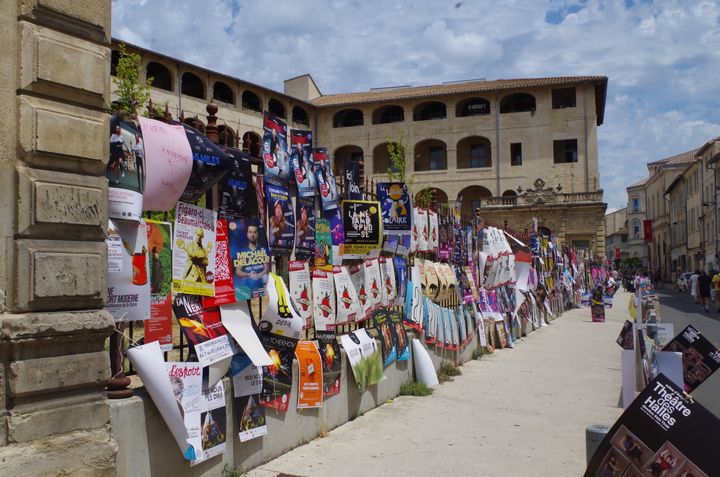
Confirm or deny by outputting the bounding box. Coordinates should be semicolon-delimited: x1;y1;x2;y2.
605;207;628;261
626;178;649;266
665;174;687;274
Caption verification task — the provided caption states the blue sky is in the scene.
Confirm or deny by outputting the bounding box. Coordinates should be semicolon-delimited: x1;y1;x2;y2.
112;0;720;210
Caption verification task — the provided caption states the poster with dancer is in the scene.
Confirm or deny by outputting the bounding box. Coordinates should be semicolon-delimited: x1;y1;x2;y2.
172;294;234;367
219;147;256;218
315;218;333;267
145;220;173;350
317;331;342;398
173;201;217;297
180;123;231;202
295;197;315;259
295;340;323;409
230;354;267;442
312;267;336;331
228;217;271;300
313;148;339;211
341;200;382;258
662;325;720;392
289;260;313;329
265;184;295;256
106;219;151;321
107;119;145;220
290;129;316;197
262;112;290;185
377;182;411;235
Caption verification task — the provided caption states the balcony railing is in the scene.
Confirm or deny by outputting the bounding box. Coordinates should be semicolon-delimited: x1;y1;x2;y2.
479;191;604;208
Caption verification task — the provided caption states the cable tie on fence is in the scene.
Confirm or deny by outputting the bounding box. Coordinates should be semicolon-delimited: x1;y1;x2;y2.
115;327;142;348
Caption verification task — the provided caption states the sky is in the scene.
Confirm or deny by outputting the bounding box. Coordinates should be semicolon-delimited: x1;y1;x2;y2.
112;0;720;210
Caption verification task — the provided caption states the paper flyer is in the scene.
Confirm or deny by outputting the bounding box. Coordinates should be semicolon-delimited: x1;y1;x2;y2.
172;294;235;367
265;183;295;256
341;200;383;258
333;265;362;325
389;310;410;361
289;260;313;329
228;216;271;300
107;119;145;220
259;333;296;412
192;380;227;465
428;210;439;254
662;324;720;392
380;257;397;306
438;214;452;260
262;112;290;185
315;218;333;267
415;208;429;252
219;147;256;218
377;182;411;235
166;362;204;461
202;219;236;308
394;257;407;306
373;309;397;366
138;117;193;212
219;301;273;367
325;207;346;258
317;331;342;398
343;156;363;200
173;201;217;296
106;219;151;321
295;340;323;409
180;123;231;202
145;220;173;350
295;197;316;259
290;129;316;197
230;354;267;442
340;328;384;393
312;267;336;331
348;264;369;320
258;273;304;340
474;306;488;347
363;258;382;312
313;147;339;211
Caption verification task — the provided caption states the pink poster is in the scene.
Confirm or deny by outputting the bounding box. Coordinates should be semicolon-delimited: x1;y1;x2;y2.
138;117;193;211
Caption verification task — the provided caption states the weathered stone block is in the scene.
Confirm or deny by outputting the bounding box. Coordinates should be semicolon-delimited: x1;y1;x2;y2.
8;398;110;443
17;166;107;239
15;239;106;311
19;0;111;42
8;351;109;397
19;21;110;107
0;310;114;342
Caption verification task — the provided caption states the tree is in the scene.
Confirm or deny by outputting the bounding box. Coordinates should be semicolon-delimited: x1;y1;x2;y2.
112;43;153;117
385;136;434;208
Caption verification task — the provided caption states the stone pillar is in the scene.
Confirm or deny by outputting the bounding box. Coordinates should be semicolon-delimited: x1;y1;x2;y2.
0;1;116;474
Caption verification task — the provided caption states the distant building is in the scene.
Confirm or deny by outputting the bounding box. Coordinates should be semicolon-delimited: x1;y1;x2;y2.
665;173;687;273
626;178;648;266
605;207;628;261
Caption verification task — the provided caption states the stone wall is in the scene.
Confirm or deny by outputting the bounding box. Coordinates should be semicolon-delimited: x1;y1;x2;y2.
0;1;117;474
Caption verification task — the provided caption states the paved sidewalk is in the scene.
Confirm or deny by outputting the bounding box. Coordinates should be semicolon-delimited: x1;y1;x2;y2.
249;291;629;477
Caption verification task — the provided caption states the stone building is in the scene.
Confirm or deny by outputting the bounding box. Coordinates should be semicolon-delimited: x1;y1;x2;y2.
111;40;609;256
701;136;720;270
605;207;628;261
665;173;688;274
626;178;649;266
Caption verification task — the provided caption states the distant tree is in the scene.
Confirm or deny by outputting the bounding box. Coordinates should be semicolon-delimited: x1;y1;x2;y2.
112;43;153;117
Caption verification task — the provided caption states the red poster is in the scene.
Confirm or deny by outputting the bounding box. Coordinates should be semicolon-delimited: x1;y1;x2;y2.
203;219;236;308
615;247;621;259
643;220;653;243
145;220;173;351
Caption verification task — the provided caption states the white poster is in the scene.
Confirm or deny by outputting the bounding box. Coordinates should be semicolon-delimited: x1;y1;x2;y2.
173;201;217;297
428;210;439;254
166;362;204;461
349;264;369;320
230;354;267;442
312;267;336;331
333;265;362;324
259;273;304;339
363;258;382;312
219;302;273;367
106;219;151;321
289;260;313;329
380;257;396;306
192;380;227;465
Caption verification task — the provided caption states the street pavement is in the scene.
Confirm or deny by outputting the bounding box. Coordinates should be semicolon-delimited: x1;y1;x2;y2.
248;291;632;477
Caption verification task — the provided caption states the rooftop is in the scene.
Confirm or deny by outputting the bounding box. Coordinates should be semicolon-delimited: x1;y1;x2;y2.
647;148;700;167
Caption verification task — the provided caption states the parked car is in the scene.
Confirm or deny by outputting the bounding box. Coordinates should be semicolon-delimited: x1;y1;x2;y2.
677;272;692;293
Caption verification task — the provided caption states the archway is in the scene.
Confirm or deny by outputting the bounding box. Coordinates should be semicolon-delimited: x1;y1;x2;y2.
456;97;490;117
213;81;234;104
242;90;261;112
333;109;364;128
217;125;237;147
268;98;286;118
413;101;447;121
457;136;492;169
183;117;205;134
292;106;308;125
414;188;448;210
414;139;446;172
181;72;205;99
500;93;536;114
147;61;173;91
372;142;402;174
242;131;261;159
457;185;492;215
372;105;404;124
334;145;364;184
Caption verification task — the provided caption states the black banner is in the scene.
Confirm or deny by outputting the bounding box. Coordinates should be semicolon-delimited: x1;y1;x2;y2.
662;324;720;392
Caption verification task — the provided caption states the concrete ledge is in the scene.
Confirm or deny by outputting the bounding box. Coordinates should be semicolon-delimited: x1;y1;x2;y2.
7;397;110;443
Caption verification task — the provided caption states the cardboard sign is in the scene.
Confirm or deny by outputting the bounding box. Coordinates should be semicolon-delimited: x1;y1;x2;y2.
662;325;720;392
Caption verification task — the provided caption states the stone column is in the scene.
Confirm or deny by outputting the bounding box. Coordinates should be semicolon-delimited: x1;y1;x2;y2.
0;1;116;474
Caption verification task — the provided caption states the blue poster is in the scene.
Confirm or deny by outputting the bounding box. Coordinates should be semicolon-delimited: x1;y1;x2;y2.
313;148;339;211
290;129;316;197
262;113;290;185
295;197;315;259
265;184;295;256
228;217;270;300
377;182;411;235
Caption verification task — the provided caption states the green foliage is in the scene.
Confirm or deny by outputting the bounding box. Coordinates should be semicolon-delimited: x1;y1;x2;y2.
112;43;153;117
386;137;410;185
399;379;433;396
471;347;487;360
221;464;246;477
437;361;462;383
414;186;434;209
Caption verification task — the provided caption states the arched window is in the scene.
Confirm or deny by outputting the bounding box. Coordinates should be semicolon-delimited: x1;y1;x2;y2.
500;93;536;114
373;142;402;174
456;97;490;117
184;117;205;134
501;190;517;205
502;190;517;197
181;72;205;99
218;125;237;147
414;139;446;171
147;61;173;91
292;106;308;125
334;145;364;180
415;188;448;210
631;219;642;240
268;98;286;118
413;101;447;121
457;186;492;215
457;136;492;169
213;81;234;105
110;50;120;76
372;105;404;124
333;109;364;128
242;131;261;158
242;91;261;112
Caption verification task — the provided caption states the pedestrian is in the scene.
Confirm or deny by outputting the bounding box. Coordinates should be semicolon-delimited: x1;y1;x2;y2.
698;270;712;312
713;269;720;311
690;270;699;304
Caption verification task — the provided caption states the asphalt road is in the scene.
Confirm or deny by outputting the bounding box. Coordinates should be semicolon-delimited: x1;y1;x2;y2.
654;286;720;416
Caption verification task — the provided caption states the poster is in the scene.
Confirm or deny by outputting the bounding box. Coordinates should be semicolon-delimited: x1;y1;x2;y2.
438;214;452;260
380;257;396;306
219;147;256;218
173;201;217;297
341;200;382;258
265;184;295;255
145;220;173;350
317;331;342;398
259;273;304;340
138;117;193;212
374;309;397;366
428;210;439;254
107;119;144;220
389;310;410;361
295;197;315;259
313;147;339;211
193;380;227;465
290;129;316;197
343;157;363;200
340;328;384;393
219;301;272;368
325;207;345;258
394;257;408;306
295;340;323;409
333;265;362;325
228;216;271;300
180;123;231;202
106;219;151;321
662;325;720;392
262;112;290;185
414;208;429;252
312;267;336;331
166;362;204;460
202;219;236;308
230;354;267;442
289;260;313;329
617;320;634;350
377;182;411;235
259;333;296;412
364;258;382;313
348;264;369;320
584;374;720;477
315;218;333;267
172;294;235;367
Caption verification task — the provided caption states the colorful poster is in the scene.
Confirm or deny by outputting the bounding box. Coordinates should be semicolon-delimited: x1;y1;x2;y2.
265;184;295;255
363;258;382;313
295;340;323;409
180;123;231;202
343;157;363;200
202;219;236;308
662;325;720;392
312;267;336;331
166;362;204;460
317;331;342;398
389;310;410;361
228;216;270;300
428;210;439;254
349;264;369;320
617;320;634;350
377;182;411;235
106;219;151;321
314;218;333;267
333;265;362;324
259;333;296;412
193;380;227;465
262;112;290;185
138;117;193;212
259;273;304;340
380;257;396;306
313;147;339;211
584;374;720;477
374;309;396;366
414;207;428;252
394;257;407;306
107;119;144;220
438;214;452;260
340;328;384;393
145;220;173;350
290;129;316;197
341;200;382;258
230;354;267;442
219;147;256;218
295;197;315;259
172;294;235;367
173;202;217;297
289;260;313;329
325;207;346;260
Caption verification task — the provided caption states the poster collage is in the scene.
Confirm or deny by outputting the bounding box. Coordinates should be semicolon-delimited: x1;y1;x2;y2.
107;111;600;464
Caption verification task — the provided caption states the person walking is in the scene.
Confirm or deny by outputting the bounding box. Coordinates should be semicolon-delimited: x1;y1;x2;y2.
698;270;712;312
690;270;700;304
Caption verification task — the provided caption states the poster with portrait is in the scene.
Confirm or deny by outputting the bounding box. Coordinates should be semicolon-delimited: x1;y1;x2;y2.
265;184;295;256
230;354;266;442
314;218;333;267
262;112;290;185
172;294;234;367
377;182;411;235
219;147;256;218
325;207;346;259
172;201;217;297
202;219;236;308
317;331;342;398
313;147;339;211
106;219;151;322
363;258;382;313
340;328;384;393
289;260;313;329
662;325;720;392
343;156;363;200
295;340;323;409
341;200;382;258
295;197;315;259
290;129;316;197
333;265;362;325
107;119;145;220
145;220;173;350
380;257;396;306
192;380;227;466
312;267;336;331
180;123;231;202
166;362;204;460
373;309;396;366
438;213;452;260
228;217;271;300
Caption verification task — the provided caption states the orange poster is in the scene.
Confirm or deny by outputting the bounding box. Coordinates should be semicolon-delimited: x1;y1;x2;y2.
295;340;323;409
